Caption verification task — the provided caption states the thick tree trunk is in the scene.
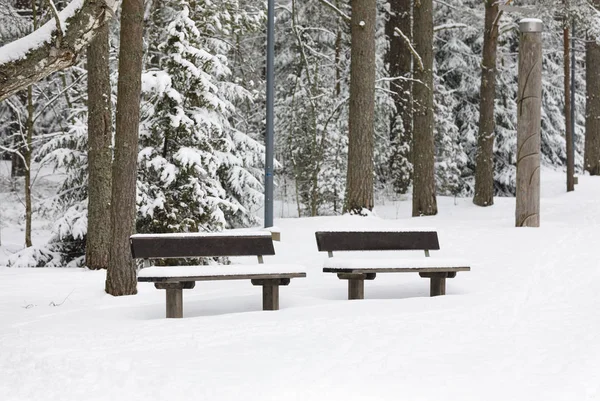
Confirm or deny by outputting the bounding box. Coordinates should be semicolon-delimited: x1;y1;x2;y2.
386;0;412;195
344;0;377;214
473;0;500;206
585;34;600;175
86;23;112;270
564;26;574;192
105;0;144;296
412;0;437;216
0;0;118;102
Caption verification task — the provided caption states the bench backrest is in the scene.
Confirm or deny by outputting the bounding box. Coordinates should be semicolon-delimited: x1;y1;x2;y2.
130;232;275;260
315;231;440;255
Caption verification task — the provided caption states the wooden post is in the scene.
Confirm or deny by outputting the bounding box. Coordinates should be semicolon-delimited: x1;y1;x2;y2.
516;19;543;227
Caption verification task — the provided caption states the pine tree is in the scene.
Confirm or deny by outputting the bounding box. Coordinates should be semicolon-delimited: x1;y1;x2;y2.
138;0;264;233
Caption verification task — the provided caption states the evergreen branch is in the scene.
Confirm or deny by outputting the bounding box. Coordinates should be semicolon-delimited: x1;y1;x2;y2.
394;27;424;71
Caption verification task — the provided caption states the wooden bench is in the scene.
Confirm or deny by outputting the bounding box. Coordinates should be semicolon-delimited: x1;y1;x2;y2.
131;232;306;318
315;230;470;300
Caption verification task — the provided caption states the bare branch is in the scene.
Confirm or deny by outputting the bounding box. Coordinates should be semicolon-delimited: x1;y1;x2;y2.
316;0;351;22
394;27;424;71
45;0;64;41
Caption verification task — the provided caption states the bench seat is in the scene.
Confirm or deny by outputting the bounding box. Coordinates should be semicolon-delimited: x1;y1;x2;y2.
138;264;307;282
323;257;470;273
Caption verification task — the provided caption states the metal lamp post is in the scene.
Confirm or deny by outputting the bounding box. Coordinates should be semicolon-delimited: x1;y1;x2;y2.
264;0;275;228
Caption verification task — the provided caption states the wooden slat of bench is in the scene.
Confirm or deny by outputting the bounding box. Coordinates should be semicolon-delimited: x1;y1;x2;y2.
138;272;306;283
323;266;470;274
130;232;275;259
315;231;440;252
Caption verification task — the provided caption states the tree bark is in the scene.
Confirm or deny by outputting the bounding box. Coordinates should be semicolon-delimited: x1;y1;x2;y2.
86;22;112;270
24;85;33;247
412;0;437;216
0;0;118;102
386;0;412;195
564;26;574;192
344;0;377;214
473;0;500;206
105;0;144;296
585;33;600;175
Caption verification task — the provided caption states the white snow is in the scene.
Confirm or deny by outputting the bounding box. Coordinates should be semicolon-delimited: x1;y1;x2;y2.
2;168;600;400
138;264;306;278
0;0;84;65
323;257;470;269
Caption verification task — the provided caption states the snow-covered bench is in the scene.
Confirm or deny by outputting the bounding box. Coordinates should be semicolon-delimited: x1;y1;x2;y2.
315;230;470;299
131;232;306;318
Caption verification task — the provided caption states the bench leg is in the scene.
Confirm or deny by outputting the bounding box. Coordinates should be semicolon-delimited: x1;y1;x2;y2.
166;288;183;318
418;272;451;297
430;276;446;296
251;278;291;311
337;273;376;300
348;279;364;300
263;284;279;310
155;282;195;318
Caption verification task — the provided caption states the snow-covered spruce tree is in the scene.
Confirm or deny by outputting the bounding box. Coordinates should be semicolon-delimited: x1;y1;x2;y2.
138;0;264;235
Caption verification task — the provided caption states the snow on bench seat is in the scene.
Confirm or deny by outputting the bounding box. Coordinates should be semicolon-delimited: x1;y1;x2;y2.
138;264;307;282
131;231;272;239
323;257;470;273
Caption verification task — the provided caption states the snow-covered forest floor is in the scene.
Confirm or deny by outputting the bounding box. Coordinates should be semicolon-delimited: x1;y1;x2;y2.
1;165;600;400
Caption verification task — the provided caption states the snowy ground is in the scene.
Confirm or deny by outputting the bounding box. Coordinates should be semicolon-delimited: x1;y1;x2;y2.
1;167;600;400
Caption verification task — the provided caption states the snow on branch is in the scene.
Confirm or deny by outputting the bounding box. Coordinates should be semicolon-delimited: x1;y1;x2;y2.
394;27;423;71
434;23;468;32
0;0;118;102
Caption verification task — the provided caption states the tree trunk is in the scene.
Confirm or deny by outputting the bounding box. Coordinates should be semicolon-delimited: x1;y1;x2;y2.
0;0;118;102
564;26;574;192
386;0;412;195
344;0;377;214
473;0;500;206
412;0;437;216
585;33;600;175
105;0;144;296
24;85;33;247
86;22;113;270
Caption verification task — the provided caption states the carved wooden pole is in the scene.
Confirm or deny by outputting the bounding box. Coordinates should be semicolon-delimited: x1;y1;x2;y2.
516;19;543;227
